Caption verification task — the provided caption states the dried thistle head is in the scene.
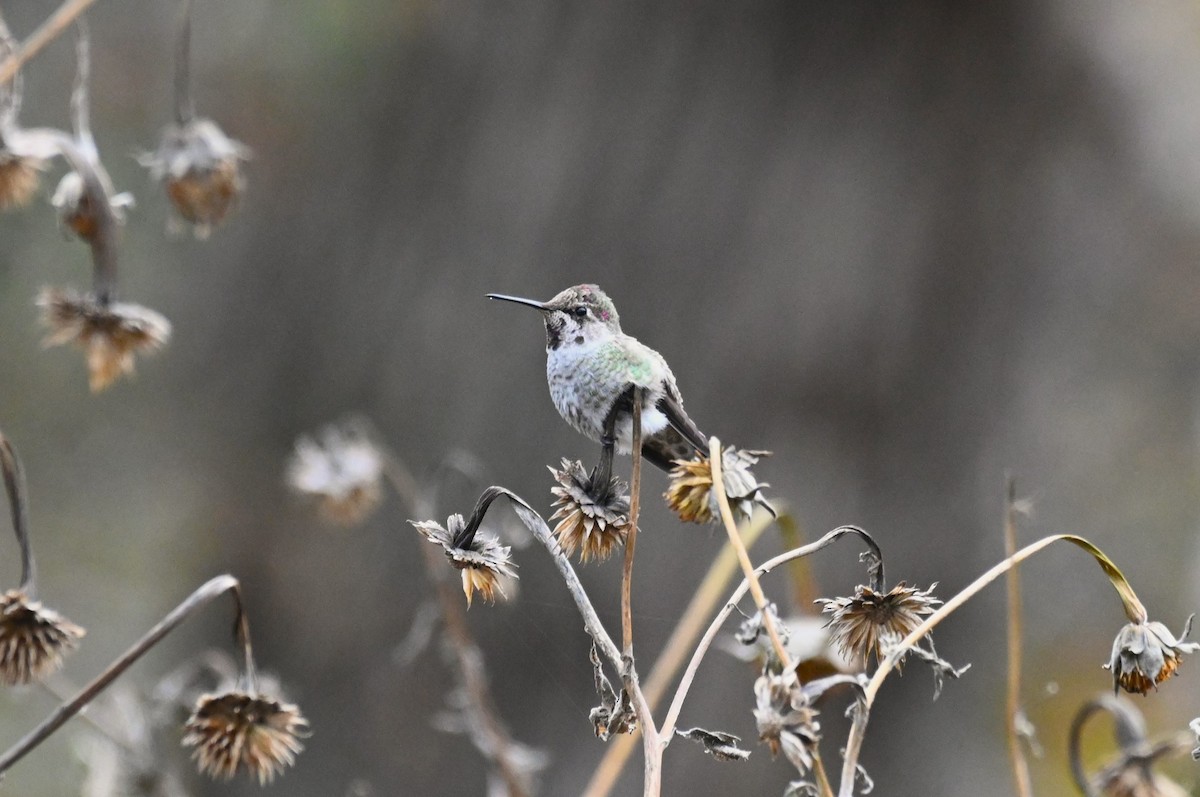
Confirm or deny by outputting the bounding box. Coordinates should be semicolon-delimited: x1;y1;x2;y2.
0;589;85;685
0;150;44;210
753;669;820;775
1105;617;1199;695
37;287;171;392
548;459;630;562
142;118;249;238
411;514;518;607
817;582;941;668
665;446;769;524
287;424;385;526
183;690;308;784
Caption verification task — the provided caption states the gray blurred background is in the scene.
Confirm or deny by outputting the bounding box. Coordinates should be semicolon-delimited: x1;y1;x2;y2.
1;0;1199;794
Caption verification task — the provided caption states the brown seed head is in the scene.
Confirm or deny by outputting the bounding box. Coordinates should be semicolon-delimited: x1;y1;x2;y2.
37;287;171;392
549;459;630;562
142;118;249;238
817;582;942;667
411;514;518;607
0;589;85;685
287;424;385;526
0;151;43;210
753;669;820;774
183;690;308;784
1106;617;1199;696
665;446;769;524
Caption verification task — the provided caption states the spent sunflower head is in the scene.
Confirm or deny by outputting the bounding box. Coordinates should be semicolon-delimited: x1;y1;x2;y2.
37;287;171;392
1105;616;1199;695
817;582;941;667
753;669;821;775
411;513;518;607
665;446;770;524
141;118;249;238
548;458;630;562
183;690;308;784
0;588;85;685
287;423;385;526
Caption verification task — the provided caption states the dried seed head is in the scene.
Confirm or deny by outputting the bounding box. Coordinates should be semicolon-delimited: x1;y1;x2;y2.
753;669;820;775
0;151;43;210
817;582;941;668
287;424;385;526
665;446;769;524
183;690;308;784
411;514;518;607
1105;617;1199;696
548;459;630;562
142;118;249;238
37;287;171;392
0;589;85;685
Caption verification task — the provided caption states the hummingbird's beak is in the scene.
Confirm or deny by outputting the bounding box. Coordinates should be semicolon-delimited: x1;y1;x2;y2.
486;293;549;311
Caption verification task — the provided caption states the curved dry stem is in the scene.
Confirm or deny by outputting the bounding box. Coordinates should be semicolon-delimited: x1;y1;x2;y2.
708;437;788;667
0;430;35;593
659;525;877;742
69;20;93;154
0;0;98;90
581;512;773;797
0;574;254;775
837;533;1149;797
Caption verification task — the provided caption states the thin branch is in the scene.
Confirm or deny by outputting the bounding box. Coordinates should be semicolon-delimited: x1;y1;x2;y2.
581;511;774;797
69;19;94;155
621;392;643;656
0;574;252;775
708;437;789;667
1004;476;1033;797
838;533;1150;797
0;430;35;594
174;0;194;124
0;0;99;90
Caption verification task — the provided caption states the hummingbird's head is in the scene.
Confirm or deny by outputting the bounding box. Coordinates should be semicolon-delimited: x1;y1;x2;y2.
488;284;622;351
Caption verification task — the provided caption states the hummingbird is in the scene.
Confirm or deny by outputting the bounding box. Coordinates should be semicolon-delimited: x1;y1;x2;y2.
486;284;717;473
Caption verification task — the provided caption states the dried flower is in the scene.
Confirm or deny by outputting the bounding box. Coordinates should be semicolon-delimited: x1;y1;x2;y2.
1105;617;1199;695
141;118;249;238
287;424;385;525
1096;765;1189;797
183;690;308;784
0;150;43;209
665;446;770;524
817;582;941;667
548;459;630;562
411;514;518;607
753;669;821;775
37;287;171;392
50;171;133;243
0;589;85;685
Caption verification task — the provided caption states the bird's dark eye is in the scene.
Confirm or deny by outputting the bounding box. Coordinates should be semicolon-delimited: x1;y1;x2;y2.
573;305;588;318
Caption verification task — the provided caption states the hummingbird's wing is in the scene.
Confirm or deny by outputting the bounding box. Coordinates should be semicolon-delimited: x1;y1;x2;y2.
657;386;707;452
641;426;699;472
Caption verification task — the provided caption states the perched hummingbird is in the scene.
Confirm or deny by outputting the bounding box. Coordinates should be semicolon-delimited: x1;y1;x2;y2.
486;284;713;473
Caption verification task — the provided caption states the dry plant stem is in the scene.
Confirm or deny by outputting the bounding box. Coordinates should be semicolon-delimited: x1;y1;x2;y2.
837;534;1150;797
0;574;254;775
381;462;534;797
659;525;875;743
0;431;35;593
581;513;773;797
174;0;194;124
621;393;643;656
70;19;93;151
0;0;98;89
707;437;789;667
1003;476;1033;797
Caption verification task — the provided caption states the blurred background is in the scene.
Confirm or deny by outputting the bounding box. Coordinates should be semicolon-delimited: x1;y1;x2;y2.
1;0;1199;794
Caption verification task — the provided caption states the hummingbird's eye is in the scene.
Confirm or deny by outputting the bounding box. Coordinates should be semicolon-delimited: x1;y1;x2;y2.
573;305;588;318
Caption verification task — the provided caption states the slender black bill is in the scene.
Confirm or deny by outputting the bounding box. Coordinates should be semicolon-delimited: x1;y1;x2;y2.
486;293;548;311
